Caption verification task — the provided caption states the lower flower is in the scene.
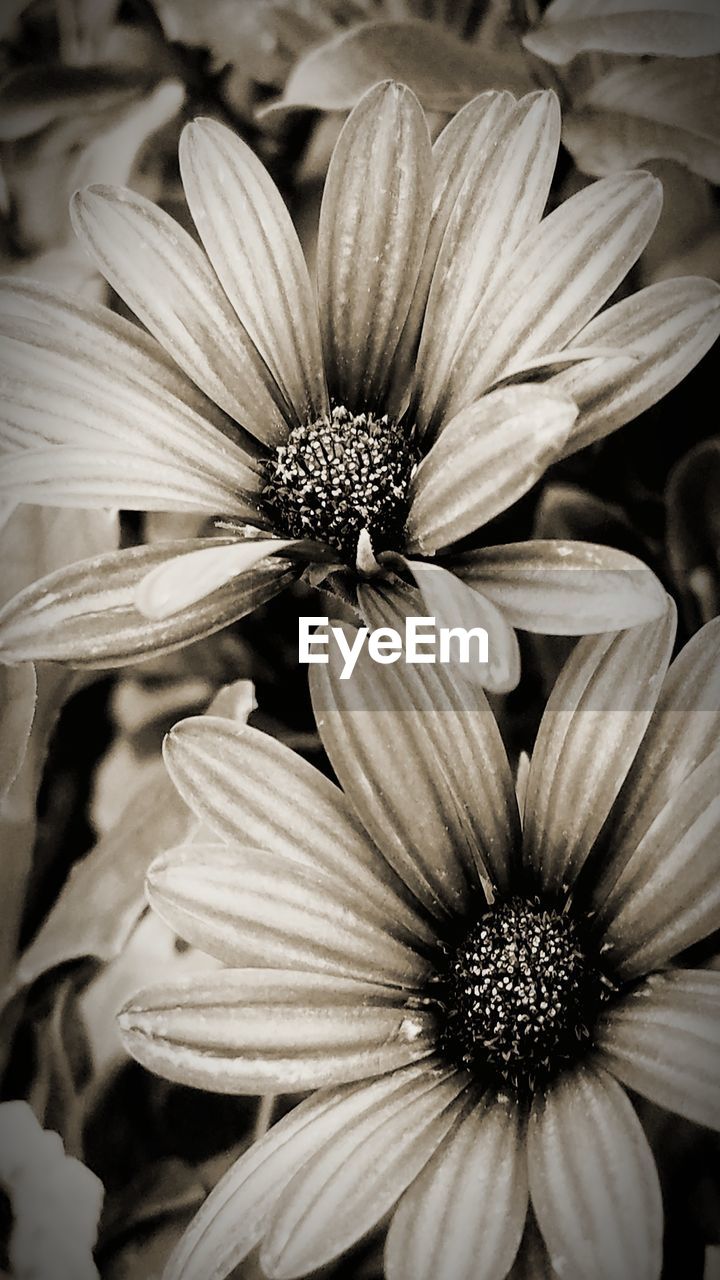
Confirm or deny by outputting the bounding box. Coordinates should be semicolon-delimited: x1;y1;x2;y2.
119;588;719;1280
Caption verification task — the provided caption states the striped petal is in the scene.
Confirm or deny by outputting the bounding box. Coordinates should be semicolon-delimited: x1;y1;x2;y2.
594;744;720;975
163;1067;444;1280
597;970;720;1131
0;283;260;484
179;117;327;422
146;842;429;987
0;445;261;517
316;81;431;411
451;541;669;634
528;1067;662;1280
522;605;676;892
71;185;292;445
118;969;435;1093
385;1098;528;1280
134;538;296;619
386;90;517;415
552;277;720;456
406;387;577;553
261;1063;469;1279
312;590;520;917
598;616;720;883
162;715;418;919
398;563;522;693
442;170;662;419
0;539;295;667
414;91;561;433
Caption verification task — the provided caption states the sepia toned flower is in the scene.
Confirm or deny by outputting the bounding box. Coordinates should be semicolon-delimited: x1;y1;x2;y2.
119;593;719;1279
0;83;716;689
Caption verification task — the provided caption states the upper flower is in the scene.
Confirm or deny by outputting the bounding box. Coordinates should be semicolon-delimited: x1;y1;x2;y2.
117;592;720;1280
0;82;717;687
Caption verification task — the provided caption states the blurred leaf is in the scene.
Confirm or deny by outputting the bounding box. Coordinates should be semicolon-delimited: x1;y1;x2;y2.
0;661;36;798
261;19;533;115
666;437;720;630
0;506;120;607
5;680;254;1006
564;59;720;181
29;977;93;1155
0;66;154;141
524;1;720;64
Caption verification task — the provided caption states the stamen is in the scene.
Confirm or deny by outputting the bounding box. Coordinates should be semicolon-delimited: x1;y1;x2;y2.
438;897;606;1096
263;405;416;563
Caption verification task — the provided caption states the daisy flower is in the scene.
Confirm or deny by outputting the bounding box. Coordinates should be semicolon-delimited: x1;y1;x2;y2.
117;587;720;1279
0;83;717;688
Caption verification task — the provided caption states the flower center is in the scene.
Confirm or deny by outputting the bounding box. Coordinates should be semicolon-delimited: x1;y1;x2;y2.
438;897;605;1096
262;406;417;563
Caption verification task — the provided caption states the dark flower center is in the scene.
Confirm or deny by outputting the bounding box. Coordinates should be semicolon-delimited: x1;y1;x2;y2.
438;897;605;1097
262;405;417;563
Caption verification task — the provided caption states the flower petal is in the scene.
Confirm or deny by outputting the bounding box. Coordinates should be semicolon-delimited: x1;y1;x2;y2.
311;590;520;917
552;277;720;456
603;616;720;867
118;969;436;1093
442;170;662;418
0;445;261;517
395;563;522;693
450;541;669;633
262;1063;470;1279
134;538;296;620
406;387;577;553
316;81;431;411
179;117;327;422
162;1067;441;1280
0;539;295;667
162;715;418;919
597;970;720;1131
385;1098;528;1280
594;744;720;974
528;1067;662;1280
0;282;260;484
386;90;517;415
146;842;429;987
522;605;676;892
71;185;292;445
414;91;561;434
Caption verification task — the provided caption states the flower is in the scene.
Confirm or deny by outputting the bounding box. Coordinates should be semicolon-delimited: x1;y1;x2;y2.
0;1100;104;1280
118;586;720;1280
0;83;717;688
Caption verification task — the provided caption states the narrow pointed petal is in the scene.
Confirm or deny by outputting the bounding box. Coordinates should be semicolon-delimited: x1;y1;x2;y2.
119;969;435;1093
522;605;676;892
316;81;431;411
0;279;236;436
594;744;720;974
0;540;295;667
443;171;663;417
146;842;429;987
0;283;261;485
386;91;517;414
134;539;296;620
71;185;292;445
528;1067;662;1280
162;1066;453;1280
0;445;260;517
385;1098;528;1280
552;277;720;456
415;92;561;433
603;617;720;872
179;117;327;422
597;970;720;1131
312;591;520;917
406;387;576;553
162;716;421;921
262;1064;469;1279
451;541;669;633
396;563;521;693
